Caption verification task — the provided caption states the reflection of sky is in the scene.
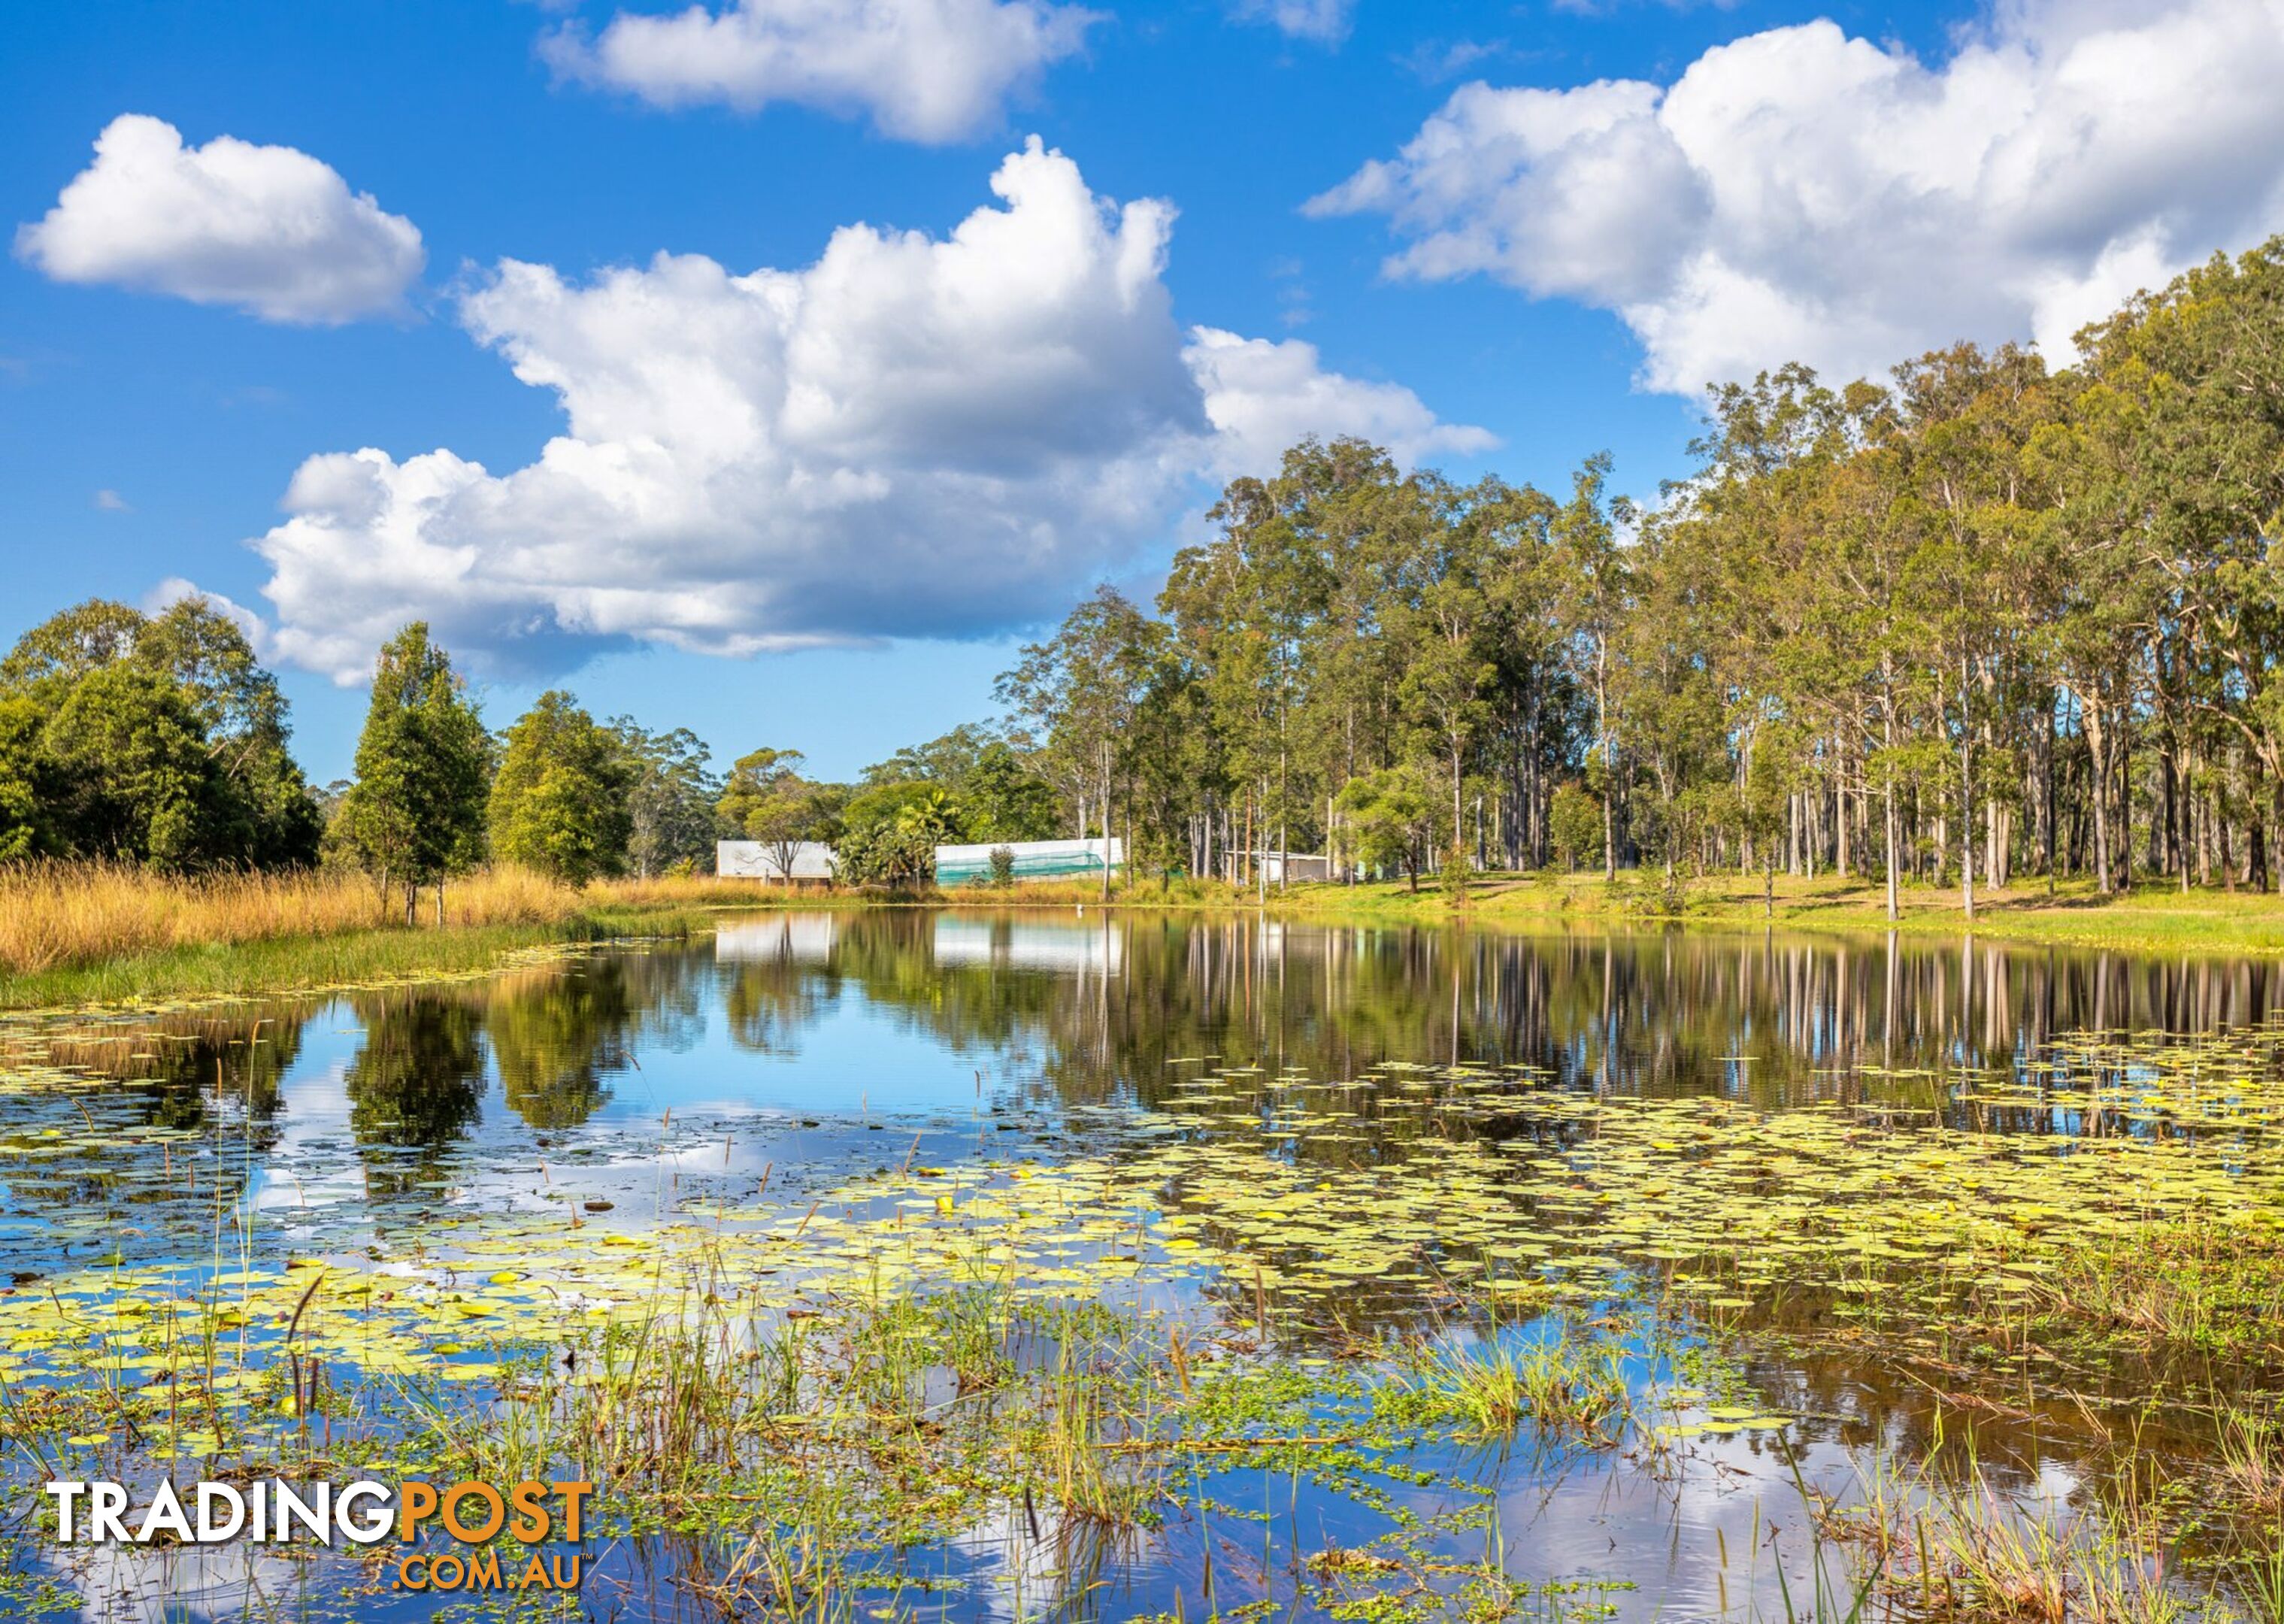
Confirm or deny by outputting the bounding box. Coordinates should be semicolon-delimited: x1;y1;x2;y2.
40;1538;317;1624
244;1057;365;1218
182;920;1088;1254
604;989;1025;1119
1486;1432;1864;1611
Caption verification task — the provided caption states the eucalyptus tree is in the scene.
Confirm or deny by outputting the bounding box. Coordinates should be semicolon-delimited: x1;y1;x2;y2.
1001;585;1174;898
1383;477;1498;859
1894;343;2052;919
1471;478;1568;869
2028;363;2169;894
1551;454;1634;880
718;748;841;882
1820;391;1933;917
1160;463;1334;890
611;721;719;878
2100;240;2284;889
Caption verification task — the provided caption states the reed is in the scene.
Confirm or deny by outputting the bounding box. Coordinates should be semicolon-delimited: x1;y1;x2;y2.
2028;1219;2284;1375
1807;1445;2211;1624
1382;1329;1633;1442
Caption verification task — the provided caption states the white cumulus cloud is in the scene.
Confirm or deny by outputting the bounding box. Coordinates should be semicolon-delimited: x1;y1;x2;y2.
1309;0;2284;392
1231;0;1355;44
16;114;423;325
543;0;1098;143
1186;327;1493;475
247;141;1483;683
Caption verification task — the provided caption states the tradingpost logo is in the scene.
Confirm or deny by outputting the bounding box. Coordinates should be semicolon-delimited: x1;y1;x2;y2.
47;1477;593;1594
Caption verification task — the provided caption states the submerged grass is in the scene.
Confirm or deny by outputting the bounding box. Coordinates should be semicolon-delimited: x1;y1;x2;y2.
2;1225;1639;1621
1804;1442;2247;1624
2028;1221;2284;1373
1384;1332;1633;1443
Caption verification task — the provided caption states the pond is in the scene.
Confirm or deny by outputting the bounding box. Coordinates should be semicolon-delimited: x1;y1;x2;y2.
2;910;2281;1622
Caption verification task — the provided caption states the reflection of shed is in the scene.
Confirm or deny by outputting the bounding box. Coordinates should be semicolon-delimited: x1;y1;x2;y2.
713;914;839;963
716;840;836;881
933;917;1122;976
935;838;1123;886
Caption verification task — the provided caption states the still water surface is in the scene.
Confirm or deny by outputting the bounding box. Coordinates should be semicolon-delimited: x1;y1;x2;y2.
6;910;2278;1620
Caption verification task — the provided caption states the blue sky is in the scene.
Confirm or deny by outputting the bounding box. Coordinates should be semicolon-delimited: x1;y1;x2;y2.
5;0;2278;783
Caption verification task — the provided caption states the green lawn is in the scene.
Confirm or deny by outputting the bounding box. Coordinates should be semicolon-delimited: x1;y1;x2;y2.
1259;868;2284;954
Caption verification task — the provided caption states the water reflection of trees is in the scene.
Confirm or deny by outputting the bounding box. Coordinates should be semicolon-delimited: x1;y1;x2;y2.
338;955;705;1186
38;1007;307;1136
23;915;2282;1210
492;959;645;1130
717;914;2284;1143
342;994;486;1196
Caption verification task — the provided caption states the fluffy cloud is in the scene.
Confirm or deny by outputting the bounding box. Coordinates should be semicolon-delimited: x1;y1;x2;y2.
1230;0;1354;44
1309;0;2284;392
543;0;1098;143
16;115;423;324
247;142;1483;683
1186;328;1493;475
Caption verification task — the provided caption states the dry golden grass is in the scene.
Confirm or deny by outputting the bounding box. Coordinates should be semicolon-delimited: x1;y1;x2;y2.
0;859;1177;983
0;862;621;975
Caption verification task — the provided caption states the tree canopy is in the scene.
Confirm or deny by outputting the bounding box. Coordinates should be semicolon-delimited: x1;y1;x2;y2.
330;624;489;914
980;235;2284;907
0;598;320;869
489;691;635;884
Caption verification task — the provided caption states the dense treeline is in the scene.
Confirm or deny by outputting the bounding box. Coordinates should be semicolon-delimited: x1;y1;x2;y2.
8;235;2282;915
0;608;1069;910
998;237;2284;915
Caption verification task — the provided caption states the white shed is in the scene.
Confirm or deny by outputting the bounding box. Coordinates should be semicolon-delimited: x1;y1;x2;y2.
716;840;838;881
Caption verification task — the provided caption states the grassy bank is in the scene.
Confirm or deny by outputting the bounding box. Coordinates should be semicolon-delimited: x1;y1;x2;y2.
1253;868;2284;955
10;859;2284;1013
0;865;792;1010
0;862;1242;1012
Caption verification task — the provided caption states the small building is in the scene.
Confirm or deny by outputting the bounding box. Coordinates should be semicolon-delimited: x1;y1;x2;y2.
935;838;1124;886
716;840;837;882
1247;851;1333;884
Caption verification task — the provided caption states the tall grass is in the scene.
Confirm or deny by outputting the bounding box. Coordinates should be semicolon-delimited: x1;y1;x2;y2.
1383;1332;1634;1443
0;862;574;973
0;862;791;1009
